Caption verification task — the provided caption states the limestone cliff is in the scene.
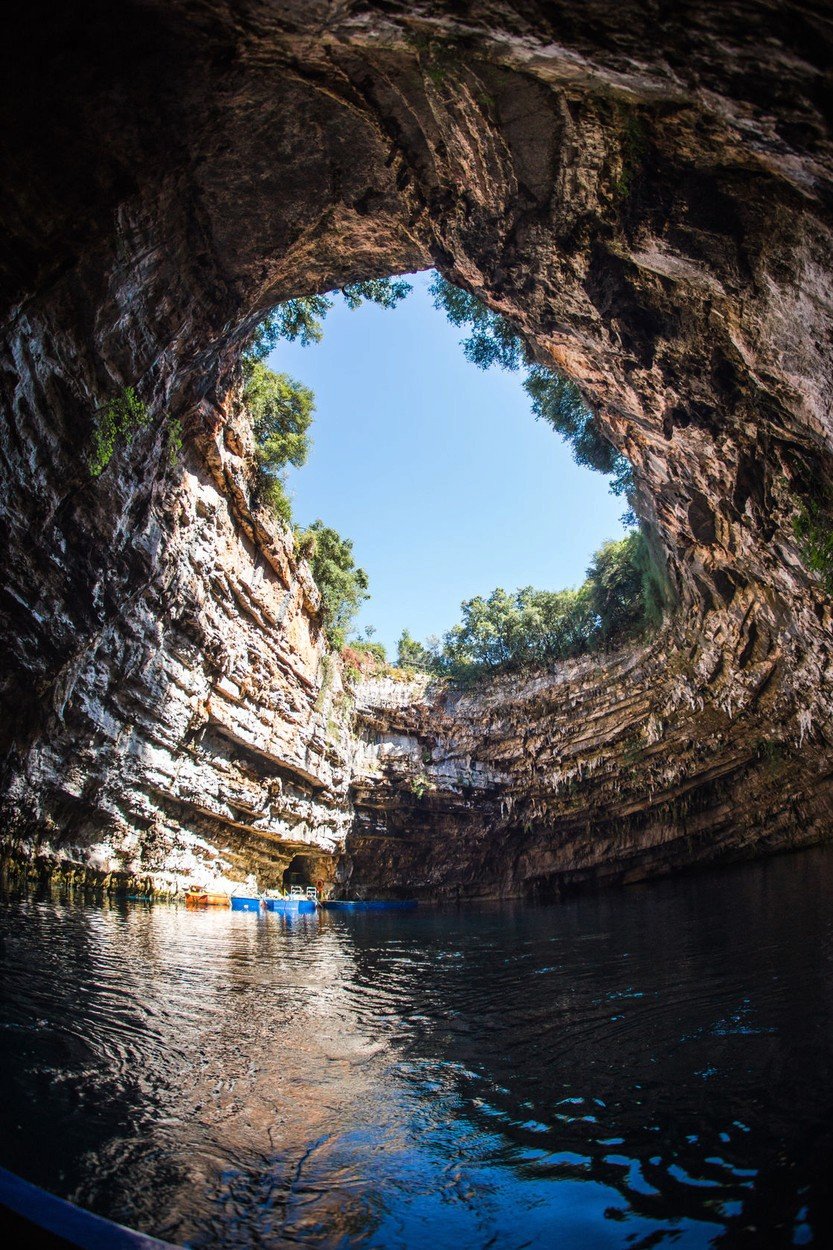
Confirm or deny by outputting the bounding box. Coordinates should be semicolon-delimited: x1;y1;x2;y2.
2;2;833;896
0;388;353;891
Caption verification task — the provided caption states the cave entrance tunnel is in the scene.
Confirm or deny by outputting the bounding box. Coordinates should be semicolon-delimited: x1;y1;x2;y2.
4;1;828;688
206;10;832;650
282;854;332;898
2;3;829;631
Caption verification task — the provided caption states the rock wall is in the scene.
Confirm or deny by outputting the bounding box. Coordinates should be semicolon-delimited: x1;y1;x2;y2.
348;604;833;897
2;2;833;896
0;389;354;892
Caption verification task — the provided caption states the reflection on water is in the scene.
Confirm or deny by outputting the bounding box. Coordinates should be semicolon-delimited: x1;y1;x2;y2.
2;847;833;1248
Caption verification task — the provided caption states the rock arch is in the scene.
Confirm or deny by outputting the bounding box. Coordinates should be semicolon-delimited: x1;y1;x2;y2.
1;2;832;894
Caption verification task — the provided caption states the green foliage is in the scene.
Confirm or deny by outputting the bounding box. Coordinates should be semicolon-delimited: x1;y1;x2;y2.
315;652;334;712
89;387;152;477
408;773;434;799
407;530;668;683
585;532;657;646
258;475;293;524
244;285;412;641
438;585;594;680
244;359;313;470
523;365;627;482
166;415;184;466
340;278;412;311
396;628;437;671
429;273;528;371
616;112;649;198
429;274;635;511
341;639;389;683
634;528;671;629
247;278;412;362
793;491;833;593
242;359;314;525
348;639;387;665
248;296;330;359
296;528;317;561
297;520;370;649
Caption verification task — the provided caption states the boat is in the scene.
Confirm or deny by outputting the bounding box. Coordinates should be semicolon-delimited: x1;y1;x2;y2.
230;895;261;912
0;1164;177;1249
322;899;418;911
264;885;316;914
185;886;231;908
264;897;316;914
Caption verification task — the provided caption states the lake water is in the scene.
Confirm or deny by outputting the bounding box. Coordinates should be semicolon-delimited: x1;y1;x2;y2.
2;847;833;1248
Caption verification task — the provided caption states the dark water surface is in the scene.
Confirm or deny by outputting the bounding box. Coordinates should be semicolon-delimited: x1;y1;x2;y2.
2;848;833;1249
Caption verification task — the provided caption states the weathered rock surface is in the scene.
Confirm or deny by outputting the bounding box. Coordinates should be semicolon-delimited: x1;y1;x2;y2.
2;2;833;895
0;387;353;890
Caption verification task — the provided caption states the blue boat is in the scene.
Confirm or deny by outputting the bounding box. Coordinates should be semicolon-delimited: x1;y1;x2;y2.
0;1165;177;1249
264;897;316;914
323;899;418;911
230;896;261;912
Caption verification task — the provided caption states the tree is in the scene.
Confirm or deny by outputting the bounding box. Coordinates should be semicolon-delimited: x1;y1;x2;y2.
429;273;528;371
247;277;412;362
585;530;669;645
585;534;647;645
430;273;635;510
342;638;388;680
396;629;439;671
241;282;416;645
524;365;622;477
398;529;668;683
297;520;370;648
437;584;597;678
88;387;151;477
242;359;314;524
340;278;412;311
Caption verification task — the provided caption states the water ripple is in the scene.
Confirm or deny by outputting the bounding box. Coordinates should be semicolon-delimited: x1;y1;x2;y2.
2;847;833;1247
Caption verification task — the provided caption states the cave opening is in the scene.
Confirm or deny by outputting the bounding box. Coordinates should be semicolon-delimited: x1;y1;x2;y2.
282;853;319;892
245;268;667;676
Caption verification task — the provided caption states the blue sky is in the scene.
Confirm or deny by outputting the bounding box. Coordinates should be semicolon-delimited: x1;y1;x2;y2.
271;271;626;654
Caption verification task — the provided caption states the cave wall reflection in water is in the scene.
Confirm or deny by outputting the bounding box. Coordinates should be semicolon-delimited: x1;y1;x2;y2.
2;847;833;1249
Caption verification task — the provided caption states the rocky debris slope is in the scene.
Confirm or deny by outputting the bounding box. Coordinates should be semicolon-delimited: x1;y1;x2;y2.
2;2;833;895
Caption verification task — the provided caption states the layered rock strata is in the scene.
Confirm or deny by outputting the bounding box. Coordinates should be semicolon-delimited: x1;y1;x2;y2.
0;397;354;892
2;2;833;895
348;600;831;897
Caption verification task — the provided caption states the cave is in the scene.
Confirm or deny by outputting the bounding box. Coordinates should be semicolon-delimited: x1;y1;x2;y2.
282;853;321;893
4;5;833;1247
2;0;833;903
